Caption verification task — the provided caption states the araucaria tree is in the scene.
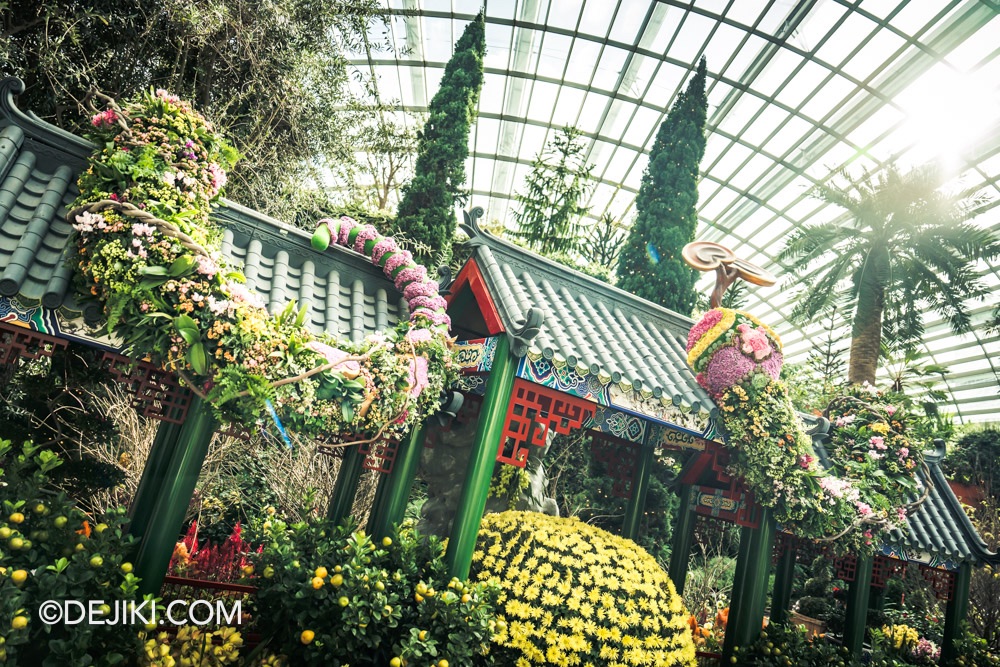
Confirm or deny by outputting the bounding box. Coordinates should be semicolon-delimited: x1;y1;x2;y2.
616;57;707;314
779;164;1000;386
394;12;485;265
510;125;594;256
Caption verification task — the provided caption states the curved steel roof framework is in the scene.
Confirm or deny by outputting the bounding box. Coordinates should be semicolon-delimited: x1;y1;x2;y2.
350;0;1000;423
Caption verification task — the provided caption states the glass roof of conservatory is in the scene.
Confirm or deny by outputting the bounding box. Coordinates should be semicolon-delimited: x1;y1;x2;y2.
349;0;1000;423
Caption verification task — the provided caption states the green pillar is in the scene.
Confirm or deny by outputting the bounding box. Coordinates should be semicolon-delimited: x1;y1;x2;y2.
133;399;216;596
722;511;775;661
941;562;972;663
668;484;697;595
844;556;874;657
368;424;427;540
622;442;655;540
444;335;516;580
128;419;183;541
327;443;366;526
770;540;797;624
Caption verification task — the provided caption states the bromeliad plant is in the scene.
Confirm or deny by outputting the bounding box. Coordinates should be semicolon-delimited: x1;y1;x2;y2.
70;89;455;440
687;308;924;554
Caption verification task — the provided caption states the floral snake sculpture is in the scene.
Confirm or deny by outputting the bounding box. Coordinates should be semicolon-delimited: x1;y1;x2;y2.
687;306;928;553
69;89;454;444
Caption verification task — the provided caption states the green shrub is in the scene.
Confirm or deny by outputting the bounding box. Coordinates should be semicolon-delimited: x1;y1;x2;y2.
471;510;696;666
734;622;858;667
0;438;142;666
249;513;498;666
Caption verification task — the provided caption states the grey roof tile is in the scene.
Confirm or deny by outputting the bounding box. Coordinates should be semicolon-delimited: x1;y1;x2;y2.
0;78;401;342
459;213;716;418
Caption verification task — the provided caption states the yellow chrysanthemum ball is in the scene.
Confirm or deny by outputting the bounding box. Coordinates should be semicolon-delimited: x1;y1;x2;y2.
472;511;696;667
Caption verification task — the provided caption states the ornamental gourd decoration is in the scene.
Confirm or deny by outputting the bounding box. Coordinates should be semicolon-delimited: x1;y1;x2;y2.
683;244;926;553
69;89;454;440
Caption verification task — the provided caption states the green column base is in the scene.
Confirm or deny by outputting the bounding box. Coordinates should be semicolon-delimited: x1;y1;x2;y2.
843;556;874;657
722;512;775;661
444;336;515;580
368;424;426;540
621;442;655;540
770;540;796;625
667;485;696;595
941;562;971;663
133;399;216;597
128;419;182;541
327;443;366;526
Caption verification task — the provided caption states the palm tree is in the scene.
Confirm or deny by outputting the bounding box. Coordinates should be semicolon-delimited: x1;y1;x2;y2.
779;164;999;386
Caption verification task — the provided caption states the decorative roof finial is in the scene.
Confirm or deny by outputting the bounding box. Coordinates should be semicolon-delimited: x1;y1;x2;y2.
682;241;776;308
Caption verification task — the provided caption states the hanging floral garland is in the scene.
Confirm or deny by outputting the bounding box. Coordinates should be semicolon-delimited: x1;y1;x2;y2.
687;308;926;554
68;89;454;440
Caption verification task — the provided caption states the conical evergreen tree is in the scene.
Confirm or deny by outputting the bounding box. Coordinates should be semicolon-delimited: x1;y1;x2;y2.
616;57;707;314
394;12;485;266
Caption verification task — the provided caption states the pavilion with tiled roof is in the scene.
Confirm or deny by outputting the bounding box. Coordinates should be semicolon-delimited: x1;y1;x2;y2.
2;75;997;662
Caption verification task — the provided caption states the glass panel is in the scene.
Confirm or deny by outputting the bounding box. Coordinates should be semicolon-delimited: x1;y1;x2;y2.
624;105;661;148
640;3;682;52
622;54;659;98
527;80;561;122
725;2;764;29
752;48;803;96
799;74;858;122
721;34;768;84
647;63;686;104
424;0;452;12
847;104;903;149
578;89;608;133
519;123;549;157
888;1;943;35
480;73;507;114
475;118;501;152
423;17;456;62
484;23;514;70
716;93;766;136
741;104;790;151
565;39;601;85
767;115;816;159
727;153;775;192
593;47;629;92
604;99;637;138
701;23;745;75
603;148;637;185
945;15;1000;71
489;0;517;21
840;29;907;81
547;0;584;31
578;0;617;39
775;60;832;110
538;32;574;79
789;1;848;53
551;86;587;127
670;11;715;63
815;12;879;67
610;0;650;45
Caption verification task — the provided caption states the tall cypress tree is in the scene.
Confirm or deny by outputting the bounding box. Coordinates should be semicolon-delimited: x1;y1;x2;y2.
394;11;485;265
616;57;707;314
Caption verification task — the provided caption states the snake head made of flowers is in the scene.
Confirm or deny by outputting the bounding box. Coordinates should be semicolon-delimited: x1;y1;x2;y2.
686;308;783;398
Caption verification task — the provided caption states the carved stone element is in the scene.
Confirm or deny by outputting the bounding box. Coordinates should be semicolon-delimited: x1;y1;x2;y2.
417;399;560;538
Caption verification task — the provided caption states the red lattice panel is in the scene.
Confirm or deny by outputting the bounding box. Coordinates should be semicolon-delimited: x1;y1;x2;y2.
0;321;66;366
590;432;639;499
100;352;192;423
871;555;908;588
497;380;595;467
359;436;401;474
919;564;957;601
425;392;483;448
834;554;858;583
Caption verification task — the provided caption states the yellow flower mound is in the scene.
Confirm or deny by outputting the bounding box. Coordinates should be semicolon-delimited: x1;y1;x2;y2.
471;511;696;667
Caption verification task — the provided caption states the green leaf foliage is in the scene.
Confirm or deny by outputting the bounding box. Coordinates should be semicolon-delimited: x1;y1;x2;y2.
616;57;708;315
778;164;1000;385
394;12;486;266
509;125;595;256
